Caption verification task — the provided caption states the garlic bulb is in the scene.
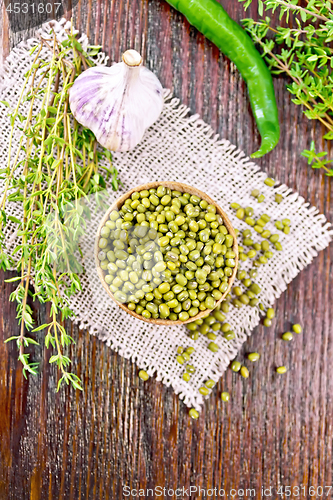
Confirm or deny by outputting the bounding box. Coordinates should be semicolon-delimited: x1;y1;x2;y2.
69;49;164;152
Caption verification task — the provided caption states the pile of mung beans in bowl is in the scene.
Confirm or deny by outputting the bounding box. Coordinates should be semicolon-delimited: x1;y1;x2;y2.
95;182;238;325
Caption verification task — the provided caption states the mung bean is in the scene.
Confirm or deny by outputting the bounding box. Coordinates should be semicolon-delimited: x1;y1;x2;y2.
139;370;149;381
221;392;230;402
231;360;241;372
248;352;260;362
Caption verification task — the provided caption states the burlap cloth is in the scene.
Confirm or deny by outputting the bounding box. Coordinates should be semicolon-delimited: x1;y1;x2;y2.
0;19;331;410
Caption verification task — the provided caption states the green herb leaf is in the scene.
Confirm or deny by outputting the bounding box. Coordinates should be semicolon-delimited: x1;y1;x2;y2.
241;0;333;177
5;276;22;282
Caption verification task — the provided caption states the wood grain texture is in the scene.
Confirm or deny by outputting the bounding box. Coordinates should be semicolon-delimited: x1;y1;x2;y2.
0;1;332;498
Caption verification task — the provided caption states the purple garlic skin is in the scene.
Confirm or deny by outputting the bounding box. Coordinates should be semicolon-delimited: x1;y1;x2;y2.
69;50;164;152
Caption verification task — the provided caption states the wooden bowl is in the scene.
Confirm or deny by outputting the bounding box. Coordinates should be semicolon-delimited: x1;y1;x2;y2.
95;182;238;325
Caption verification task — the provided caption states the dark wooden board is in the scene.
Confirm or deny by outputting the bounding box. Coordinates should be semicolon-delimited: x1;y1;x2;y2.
0;1;333;498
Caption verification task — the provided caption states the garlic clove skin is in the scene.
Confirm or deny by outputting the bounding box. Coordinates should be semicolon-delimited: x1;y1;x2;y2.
69;49;164;152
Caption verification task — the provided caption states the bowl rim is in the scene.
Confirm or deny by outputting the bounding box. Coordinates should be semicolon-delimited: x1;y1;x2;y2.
95;181;238;325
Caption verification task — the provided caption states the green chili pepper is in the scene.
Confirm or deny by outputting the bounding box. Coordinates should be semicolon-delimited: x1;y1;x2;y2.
165;0;280;158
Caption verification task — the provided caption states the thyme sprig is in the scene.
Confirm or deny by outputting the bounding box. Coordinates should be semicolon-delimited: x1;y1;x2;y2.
1;28;121;389
240;0;333;176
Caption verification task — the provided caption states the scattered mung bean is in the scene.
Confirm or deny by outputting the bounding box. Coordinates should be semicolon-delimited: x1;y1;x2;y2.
266;308;275;319
199;386;210;396
138;370;149;381
223;330;236;340
231;360;241;372
264;177;275;187
282;332;293;341
186;364;196;374
189;408;199;419
176;355;185;364
248;352;260;362
240;366;249;378
208;341;219;353
221;392;230;402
